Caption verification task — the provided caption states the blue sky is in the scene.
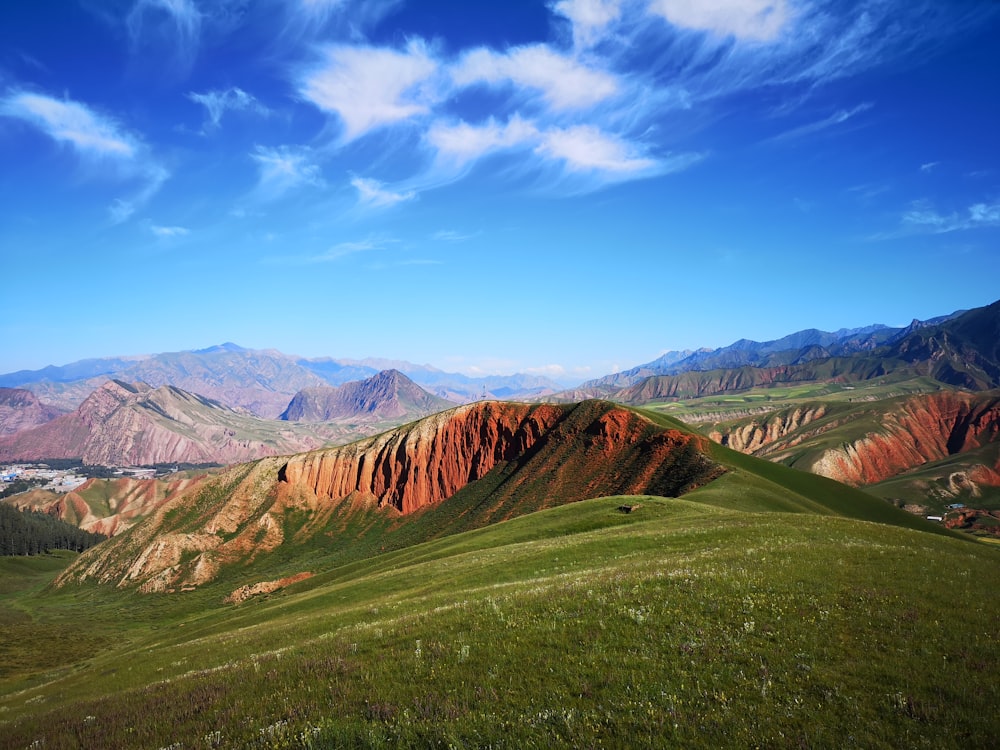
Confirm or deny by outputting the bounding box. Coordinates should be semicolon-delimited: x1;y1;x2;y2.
1;0;998;384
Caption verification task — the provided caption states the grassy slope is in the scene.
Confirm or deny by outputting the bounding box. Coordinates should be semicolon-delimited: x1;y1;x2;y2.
866;442;1000;512
635;407;959;537
0;498;997;749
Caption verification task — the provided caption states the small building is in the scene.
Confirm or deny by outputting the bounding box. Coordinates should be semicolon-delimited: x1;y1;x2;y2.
926;515;943;522
947;503;966;510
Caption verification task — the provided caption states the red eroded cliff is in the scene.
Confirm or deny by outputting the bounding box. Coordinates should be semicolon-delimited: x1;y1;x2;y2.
280;401;563;514
279;400;719;515
809;391;1000;485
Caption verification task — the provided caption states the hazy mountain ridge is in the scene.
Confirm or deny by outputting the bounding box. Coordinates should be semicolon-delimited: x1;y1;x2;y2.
280;369;454;422
0;380;375;466
581;311;966;391
0;387;67;436
2;346;564;417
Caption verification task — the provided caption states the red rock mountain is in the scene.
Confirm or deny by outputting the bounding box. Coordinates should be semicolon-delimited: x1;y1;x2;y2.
0;380;350;466
59;400;723;591
280;369;454;422
709;391;1000;487
0;388;66;436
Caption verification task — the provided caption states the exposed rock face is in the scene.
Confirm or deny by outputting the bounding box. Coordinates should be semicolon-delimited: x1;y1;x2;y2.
804;392;1000;486
280;400;718;515
709;406;829;453
280;369;454;422
225;572;313;604
9;475;207;537
0;380;340;466
0;388;66;436
58;400;723;592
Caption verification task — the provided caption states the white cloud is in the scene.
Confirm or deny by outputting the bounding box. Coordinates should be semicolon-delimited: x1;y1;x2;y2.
452;45;618;110
881;199;1000;237
0;91;137;158
649;0;791;42
553;0;623;48
920;161;940;173
150;224;190;237
427;116;538;166
432;230;476;242
351;176;416;208
297;40;438;141
0;90;169;222
250;145;324;198
188;87;269;129
770;102;874;142
127;0;202;69
535;125;656;173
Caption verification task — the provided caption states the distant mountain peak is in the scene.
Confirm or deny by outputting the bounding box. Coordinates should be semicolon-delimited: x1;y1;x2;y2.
192;343;248;355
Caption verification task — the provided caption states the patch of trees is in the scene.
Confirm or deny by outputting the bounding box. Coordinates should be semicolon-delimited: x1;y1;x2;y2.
0;477;46;499
0;504;107;556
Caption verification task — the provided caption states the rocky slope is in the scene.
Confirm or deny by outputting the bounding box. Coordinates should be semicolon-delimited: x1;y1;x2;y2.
280;369;454;422
709;391;1000;488
58;400;723;592
8;475;209;537
0;388;66;436
0;380;371;466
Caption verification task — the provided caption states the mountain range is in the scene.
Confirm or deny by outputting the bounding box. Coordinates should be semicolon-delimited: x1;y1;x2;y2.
0;370;454;466
0;343;563;418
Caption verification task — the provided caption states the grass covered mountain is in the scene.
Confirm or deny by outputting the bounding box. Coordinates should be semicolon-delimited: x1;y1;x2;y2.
58;399;726;592
697;389;1000;516
0;380;397;466
7;473;211;537
1;400;994;747
280;369;454;422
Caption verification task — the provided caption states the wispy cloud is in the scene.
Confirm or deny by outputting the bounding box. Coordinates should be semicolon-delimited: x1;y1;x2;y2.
0;89;168;222
149;223;189;237
188;87;270;130
920;161;939;173
127;0;202;73
900;200;1000;234
250;144;324;199
649;0;792;42
297;40;438;142
261;234;396;266
351;176;416;208
535;125;656;173
1;91;138;158
432;229;476;242
427;116;538;167
870;198;1000;239
553;0;623;49
451;45;618;110
770;102;874;142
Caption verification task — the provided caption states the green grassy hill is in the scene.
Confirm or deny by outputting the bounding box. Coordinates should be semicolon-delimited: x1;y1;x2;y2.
0;493;997;749
0;401;993;748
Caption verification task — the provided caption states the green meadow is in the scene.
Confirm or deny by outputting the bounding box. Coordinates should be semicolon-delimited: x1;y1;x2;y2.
1;489;997;748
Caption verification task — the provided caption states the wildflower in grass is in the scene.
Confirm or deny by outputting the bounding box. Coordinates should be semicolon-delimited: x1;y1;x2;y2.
415;639;422;659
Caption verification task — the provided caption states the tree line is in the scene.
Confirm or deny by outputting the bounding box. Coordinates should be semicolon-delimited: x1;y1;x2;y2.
0;503;107;556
